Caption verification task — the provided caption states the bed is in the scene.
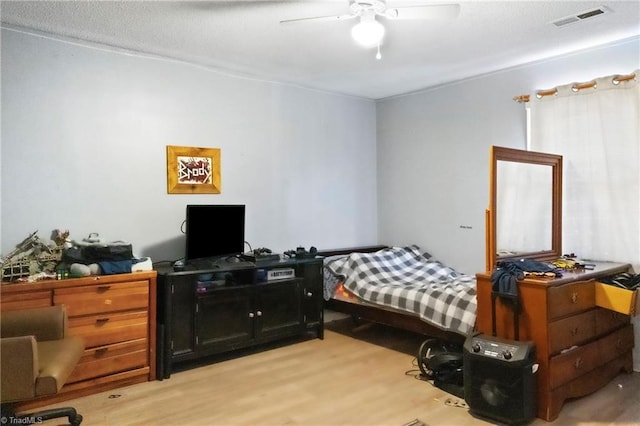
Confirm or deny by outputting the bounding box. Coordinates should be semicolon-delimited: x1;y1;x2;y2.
318;245;477;344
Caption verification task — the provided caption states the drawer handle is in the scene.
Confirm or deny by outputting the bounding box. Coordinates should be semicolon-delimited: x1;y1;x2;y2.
570;327;579;336
95;347;109;355
571;292;579;303
616;339;623;349
97;285;112;292
574;358;583;369
96;317;110;324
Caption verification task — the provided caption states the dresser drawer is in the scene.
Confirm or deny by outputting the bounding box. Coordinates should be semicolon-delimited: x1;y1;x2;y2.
548;310;596;354
549;339;600;389
67;310;148;348
54;281;149;316
595;308;630;336
595;282;638;316
548;281;594;320
67;338;148;383
597;324;634;364
549;323;634;389
0;290;51;311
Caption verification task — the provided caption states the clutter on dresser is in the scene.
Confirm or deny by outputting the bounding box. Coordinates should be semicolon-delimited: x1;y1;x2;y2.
1;230;152;283
552;254;596;271
490;258;561;299
1;230;66;282
62;233;152;277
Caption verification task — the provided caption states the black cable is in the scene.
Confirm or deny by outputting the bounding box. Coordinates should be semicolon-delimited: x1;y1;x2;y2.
406;357;429;381
244;240;252;252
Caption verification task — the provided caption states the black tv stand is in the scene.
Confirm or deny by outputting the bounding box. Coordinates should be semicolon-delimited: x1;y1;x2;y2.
156;256;324;379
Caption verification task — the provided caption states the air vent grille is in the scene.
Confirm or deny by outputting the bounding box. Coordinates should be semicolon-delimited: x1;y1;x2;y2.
553;6;609;27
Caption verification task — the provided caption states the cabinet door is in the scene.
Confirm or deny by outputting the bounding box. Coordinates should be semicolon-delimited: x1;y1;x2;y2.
196;287;253;350
300;262;323;329
170;276;196;357
255;280;303;341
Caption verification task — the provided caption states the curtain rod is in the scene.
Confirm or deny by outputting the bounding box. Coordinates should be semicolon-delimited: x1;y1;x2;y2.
513;72;637;103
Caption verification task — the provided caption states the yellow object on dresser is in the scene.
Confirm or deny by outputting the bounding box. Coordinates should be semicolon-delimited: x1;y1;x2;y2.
0;271;157;411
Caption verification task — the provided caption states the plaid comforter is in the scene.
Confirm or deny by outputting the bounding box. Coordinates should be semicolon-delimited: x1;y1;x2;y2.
324;246;477;335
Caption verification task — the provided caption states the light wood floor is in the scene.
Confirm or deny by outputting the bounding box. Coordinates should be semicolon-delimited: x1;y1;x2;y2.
38;315;639;426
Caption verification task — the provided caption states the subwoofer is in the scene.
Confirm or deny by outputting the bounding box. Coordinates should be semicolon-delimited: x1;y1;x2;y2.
463;333;537;425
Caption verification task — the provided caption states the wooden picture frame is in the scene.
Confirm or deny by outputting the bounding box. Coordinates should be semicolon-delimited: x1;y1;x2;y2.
166;145;221;194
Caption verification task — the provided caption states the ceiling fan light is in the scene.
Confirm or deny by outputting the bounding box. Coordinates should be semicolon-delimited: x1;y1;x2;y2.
351;19;385;48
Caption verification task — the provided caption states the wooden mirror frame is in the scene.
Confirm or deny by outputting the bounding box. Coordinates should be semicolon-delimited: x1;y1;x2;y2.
485;146;563;271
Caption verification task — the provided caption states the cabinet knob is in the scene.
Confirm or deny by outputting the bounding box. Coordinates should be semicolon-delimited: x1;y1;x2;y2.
571;292;579;303
306;291;313;297
256;310;263;317
570;327;579;336
574;358;583;369
248;312;255;318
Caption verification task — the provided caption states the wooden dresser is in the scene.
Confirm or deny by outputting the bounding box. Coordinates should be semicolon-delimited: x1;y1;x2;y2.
0;271;157;410
476;262;635;422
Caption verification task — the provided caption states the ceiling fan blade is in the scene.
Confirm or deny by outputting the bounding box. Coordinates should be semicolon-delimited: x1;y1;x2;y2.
385;3;460;20
280;14;357;25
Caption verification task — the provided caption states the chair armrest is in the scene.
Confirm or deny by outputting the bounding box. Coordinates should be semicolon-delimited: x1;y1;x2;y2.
35;337;85;397
0;305;68;341
0;336;38;402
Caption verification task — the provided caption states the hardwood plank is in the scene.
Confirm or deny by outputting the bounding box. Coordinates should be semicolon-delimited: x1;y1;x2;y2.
32;316;639;426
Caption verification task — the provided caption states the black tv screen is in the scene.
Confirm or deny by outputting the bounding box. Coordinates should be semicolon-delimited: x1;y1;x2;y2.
185;204;245;261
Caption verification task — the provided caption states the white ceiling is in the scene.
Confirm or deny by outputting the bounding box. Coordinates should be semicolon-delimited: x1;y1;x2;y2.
1;1;639;99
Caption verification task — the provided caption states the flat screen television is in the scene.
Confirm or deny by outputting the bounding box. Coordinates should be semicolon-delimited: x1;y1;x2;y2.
185;204;245;261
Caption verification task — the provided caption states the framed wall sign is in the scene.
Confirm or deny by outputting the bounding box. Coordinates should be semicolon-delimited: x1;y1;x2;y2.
166;145;221;194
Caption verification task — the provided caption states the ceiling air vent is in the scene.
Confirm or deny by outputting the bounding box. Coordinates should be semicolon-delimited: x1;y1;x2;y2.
553;6;610;27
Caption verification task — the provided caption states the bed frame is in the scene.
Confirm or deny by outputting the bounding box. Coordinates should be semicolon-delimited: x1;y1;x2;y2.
317;245;467;344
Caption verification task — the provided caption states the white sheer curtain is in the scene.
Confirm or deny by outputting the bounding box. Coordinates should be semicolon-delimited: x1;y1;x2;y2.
528;70;640;266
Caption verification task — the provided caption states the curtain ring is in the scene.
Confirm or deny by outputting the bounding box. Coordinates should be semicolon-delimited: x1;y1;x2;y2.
571;81;597;92
612;73;636;85
536;88;558;99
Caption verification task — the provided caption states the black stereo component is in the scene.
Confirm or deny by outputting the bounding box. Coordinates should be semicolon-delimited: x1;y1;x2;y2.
285;246;317;259
463;333;537;425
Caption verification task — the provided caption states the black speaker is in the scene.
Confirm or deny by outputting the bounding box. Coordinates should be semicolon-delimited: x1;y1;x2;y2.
463;333;537;425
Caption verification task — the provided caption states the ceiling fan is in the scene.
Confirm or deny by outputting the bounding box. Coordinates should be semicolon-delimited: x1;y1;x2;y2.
280;1;461;58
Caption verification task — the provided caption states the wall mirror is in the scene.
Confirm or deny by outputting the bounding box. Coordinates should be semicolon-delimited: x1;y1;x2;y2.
485;146;563;271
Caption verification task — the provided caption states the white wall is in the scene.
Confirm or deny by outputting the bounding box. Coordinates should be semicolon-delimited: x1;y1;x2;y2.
1;28;378;261
376;36;640;274
3;27;638;273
